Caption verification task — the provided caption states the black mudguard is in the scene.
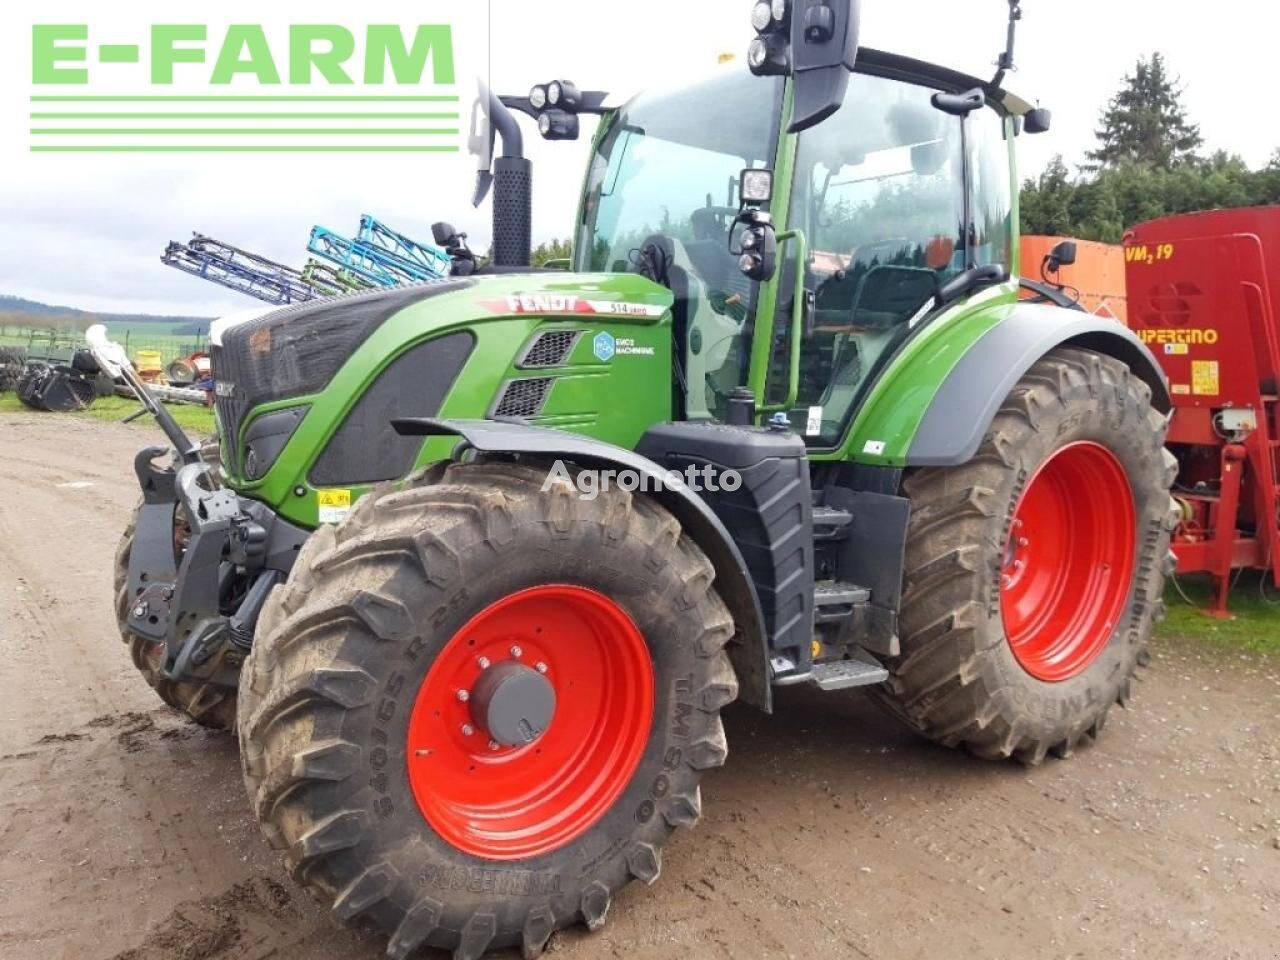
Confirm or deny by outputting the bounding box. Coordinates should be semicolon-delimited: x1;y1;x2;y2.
394;417;774;712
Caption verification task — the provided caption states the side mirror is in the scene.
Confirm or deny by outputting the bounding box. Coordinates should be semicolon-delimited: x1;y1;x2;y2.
748;0;861;133
1049;240;1078;268
1024;107;1052;134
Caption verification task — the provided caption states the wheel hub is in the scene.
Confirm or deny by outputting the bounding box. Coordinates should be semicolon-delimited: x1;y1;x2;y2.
469;661;557;747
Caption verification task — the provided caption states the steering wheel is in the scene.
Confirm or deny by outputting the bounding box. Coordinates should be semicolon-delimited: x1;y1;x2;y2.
691;203;741;242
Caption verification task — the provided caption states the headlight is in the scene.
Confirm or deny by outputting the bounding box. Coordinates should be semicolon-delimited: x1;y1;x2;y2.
548;81;562;106
741;231;758;251
740;253;761;275
748;36;769;69
529;85;547;110
771;0;789;21
751;1;773;32
538;113;552;135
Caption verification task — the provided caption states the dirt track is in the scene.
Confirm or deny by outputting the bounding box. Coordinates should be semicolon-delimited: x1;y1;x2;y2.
1;411;1278;960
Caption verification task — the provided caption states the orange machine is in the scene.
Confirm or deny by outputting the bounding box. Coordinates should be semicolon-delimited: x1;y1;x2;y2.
1020;236;1128;324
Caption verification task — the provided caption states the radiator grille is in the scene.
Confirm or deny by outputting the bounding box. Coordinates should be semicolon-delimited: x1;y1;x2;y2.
492;378;554;419
518;330;581;369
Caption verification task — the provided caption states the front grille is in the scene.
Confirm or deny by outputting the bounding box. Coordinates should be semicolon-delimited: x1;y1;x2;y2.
212;280;471;475
492;378;554;419
519;330;581;368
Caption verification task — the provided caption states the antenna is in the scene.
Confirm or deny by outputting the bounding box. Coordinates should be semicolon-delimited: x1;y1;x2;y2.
992;0;1022;89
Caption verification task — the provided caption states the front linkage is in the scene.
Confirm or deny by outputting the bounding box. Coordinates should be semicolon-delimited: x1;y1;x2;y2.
124;448;307;692
90;326;307;700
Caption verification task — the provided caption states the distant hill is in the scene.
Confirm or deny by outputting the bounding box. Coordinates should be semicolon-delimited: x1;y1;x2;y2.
0;295;212;336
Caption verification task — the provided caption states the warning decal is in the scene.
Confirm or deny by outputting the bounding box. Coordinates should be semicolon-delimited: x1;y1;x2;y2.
1191;361;1220;397
318;489;353;525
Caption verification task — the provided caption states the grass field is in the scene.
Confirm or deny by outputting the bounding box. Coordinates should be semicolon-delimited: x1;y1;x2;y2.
0;327;207;365
1159;571;1280;653
0;391;215;434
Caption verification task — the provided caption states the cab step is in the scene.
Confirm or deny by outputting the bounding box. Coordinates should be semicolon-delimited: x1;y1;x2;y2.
814;579;870;624
812;505;854;541
808;659;889;691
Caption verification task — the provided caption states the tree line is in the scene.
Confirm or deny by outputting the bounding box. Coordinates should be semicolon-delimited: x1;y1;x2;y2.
1021;52;1280;243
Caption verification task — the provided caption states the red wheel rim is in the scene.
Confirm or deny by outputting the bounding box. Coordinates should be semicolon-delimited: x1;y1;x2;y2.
1000;442;1136;683
406;585;655;860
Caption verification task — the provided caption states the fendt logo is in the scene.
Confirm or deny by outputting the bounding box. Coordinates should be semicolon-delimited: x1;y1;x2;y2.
27;23;460;154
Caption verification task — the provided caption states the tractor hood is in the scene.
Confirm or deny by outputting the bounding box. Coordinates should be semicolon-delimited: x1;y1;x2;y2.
211;271;677;527
209;272;674;346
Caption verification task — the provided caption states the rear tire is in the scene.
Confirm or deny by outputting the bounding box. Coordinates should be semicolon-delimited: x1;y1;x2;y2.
239;461;737;959
871;348;1178;764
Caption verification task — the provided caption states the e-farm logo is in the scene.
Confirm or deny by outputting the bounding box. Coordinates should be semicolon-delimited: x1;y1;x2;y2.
28;23;460;153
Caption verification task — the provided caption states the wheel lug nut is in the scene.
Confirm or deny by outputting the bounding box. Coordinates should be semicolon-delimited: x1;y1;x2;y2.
456;689;470;702
510;645;523;659
461;724;475;736
488;740;500;751
535;662;547;674
1014;559;1025;570
1018;537;1030;548
477;656;491;669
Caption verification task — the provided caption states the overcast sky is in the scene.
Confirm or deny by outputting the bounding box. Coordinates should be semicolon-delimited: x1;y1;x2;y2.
0;0;1273;317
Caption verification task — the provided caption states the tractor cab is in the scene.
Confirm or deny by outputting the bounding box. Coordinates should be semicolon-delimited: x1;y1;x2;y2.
576;55;1017;439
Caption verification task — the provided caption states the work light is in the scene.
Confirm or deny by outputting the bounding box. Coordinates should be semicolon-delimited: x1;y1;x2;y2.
547;80;581;111
748;35;789;75
771;0;790;22
538;109;579;140
751;1;774;32
529;85;548;110
740;169;774;205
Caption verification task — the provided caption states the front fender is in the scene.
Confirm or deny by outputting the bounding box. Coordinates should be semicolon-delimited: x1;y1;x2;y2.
907;303;1171;467
395;417;772;712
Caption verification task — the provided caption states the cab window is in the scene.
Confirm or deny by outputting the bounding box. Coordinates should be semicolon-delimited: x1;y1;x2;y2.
779;72;1012;447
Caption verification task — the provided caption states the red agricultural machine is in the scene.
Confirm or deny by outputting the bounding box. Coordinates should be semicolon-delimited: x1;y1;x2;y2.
1126;206;1280;615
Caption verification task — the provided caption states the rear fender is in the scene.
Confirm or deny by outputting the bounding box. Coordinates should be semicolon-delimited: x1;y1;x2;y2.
395;418;773;712
907;303;1171;467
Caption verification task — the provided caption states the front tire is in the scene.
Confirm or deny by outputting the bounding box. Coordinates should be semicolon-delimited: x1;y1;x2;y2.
872;348;1177;764
239;461;737;959
114;506;237;729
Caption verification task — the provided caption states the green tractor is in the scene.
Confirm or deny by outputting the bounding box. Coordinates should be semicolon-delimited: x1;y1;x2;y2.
93;2;1176;956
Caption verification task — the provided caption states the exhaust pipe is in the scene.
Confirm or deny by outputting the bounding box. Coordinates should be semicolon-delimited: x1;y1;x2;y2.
474;85;532;269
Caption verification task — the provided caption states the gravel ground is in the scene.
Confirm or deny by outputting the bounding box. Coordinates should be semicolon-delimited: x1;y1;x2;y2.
0;411;1277;960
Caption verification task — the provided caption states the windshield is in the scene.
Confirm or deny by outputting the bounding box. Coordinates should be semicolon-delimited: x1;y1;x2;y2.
577;68;784;420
